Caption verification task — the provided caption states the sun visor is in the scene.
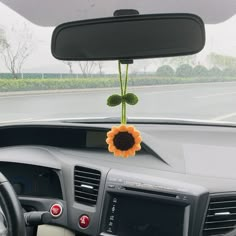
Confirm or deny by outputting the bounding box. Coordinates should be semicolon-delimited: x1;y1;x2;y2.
1;0;236;26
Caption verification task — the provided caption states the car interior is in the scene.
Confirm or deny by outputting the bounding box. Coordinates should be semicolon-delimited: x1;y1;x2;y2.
1;0;236;236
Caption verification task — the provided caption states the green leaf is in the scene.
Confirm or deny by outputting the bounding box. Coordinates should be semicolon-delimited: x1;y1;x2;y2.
123;93;139;105
107;94;122;107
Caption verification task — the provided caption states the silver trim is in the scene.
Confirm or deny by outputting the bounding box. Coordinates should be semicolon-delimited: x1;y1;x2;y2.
214;212;230;216
81;184;94;189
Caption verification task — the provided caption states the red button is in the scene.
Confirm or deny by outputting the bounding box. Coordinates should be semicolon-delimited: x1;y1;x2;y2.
50;204;62;217
79;215;90;228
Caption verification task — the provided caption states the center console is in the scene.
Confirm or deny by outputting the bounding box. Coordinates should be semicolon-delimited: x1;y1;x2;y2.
99;170;209;236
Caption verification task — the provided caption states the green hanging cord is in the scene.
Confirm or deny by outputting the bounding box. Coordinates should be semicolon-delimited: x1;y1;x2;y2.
118;61;123;97
118;61;124;124
107;61;138;124
118;62;129;124
123;64;129;124
124;64;129;94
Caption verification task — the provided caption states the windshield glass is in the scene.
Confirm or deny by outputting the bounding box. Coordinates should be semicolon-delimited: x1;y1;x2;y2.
0;2;236;123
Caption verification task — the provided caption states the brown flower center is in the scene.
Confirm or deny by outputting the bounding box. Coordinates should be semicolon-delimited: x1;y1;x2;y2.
113;132;135;150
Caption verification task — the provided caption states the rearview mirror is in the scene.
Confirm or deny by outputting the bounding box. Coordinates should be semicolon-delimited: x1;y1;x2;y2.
51;14;205;61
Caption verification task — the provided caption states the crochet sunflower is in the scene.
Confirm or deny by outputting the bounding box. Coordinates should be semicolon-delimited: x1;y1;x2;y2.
106;61;142;158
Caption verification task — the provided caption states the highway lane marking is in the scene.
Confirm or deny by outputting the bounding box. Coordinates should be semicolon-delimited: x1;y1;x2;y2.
0;118;33;124
0;82;236;99
0;92;90;99
144;89;189;95
0;89;190;99
1;81;236;99
196;92;236;99
211;112;236;121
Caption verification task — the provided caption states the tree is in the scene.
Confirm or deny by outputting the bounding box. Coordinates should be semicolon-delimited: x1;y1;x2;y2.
63;61;74;74
0;29;7;72
208;67;222;77
176;64;193;77
132;59;151;74
1;25;33;79
192;65;208;77
223;67;236;77
156;65;175;77
0;28;8;53
153;55;198;71
78;61;96;78
97;62;104;76
169;55;197;68
152;58;172;69
207;53;236;69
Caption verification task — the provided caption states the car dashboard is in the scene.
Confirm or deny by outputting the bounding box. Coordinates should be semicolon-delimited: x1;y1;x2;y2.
0;122;236;236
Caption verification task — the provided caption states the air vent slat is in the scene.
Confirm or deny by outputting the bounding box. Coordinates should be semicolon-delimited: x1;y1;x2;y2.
204;226;235;231
207;212;236;217
210;200;236;205
206;219;236;224
74;166;101;206
209;206;236;211
75;196;97;204
75;186;99;193
75;190;98;197
74;175;100;182
203;196;236;236
74;179;99;187
74;170;101;177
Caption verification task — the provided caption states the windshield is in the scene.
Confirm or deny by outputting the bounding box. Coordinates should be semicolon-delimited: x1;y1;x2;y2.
0;2;236;123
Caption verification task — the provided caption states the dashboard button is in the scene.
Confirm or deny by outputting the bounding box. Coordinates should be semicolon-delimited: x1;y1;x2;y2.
50;204;63;217
79;215;90;228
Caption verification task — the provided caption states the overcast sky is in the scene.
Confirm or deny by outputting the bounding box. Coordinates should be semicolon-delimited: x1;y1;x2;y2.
0;2;236;74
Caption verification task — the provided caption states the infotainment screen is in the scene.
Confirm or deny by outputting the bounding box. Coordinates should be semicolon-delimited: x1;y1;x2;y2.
103;194;188;236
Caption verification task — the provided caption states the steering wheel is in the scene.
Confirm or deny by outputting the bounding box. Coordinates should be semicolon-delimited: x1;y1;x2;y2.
0;172;26;236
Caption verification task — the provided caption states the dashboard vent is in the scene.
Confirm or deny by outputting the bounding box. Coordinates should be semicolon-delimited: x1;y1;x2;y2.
74;166;101;206
203;195;236;236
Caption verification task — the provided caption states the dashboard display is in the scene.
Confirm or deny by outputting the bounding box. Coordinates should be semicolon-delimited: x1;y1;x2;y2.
86;131;107;148
0;162;63;199
103;194;187;236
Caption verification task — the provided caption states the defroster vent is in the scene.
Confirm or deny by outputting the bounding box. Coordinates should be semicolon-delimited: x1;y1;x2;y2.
203;195;236;235
74;166;101;206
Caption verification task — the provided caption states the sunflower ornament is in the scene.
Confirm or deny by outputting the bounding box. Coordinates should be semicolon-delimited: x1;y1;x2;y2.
106;61;142;158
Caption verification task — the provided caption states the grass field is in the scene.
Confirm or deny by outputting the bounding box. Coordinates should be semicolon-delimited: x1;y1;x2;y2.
0;76;236;92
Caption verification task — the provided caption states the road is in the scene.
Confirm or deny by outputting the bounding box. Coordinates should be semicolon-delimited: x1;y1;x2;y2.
1;81;236;123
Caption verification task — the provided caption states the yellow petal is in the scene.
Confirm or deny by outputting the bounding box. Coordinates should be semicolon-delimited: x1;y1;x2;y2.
120;151;125;157
114;150;122;157
127;149;135;156
106;138;113;144
111;127;119;134
134;144;141;150
123;152;130;158
135;136;142;143
119;124;127;131
108;145;116;152
132;131;140;138
127;126;135;133
107;131;115;138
